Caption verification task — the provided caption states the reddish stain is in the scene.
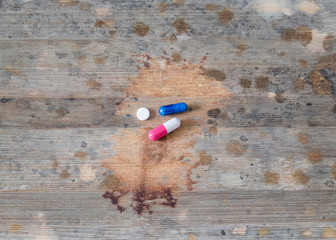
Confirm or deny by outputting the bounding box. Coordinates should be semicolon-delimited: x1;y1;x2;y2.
102;56;232;214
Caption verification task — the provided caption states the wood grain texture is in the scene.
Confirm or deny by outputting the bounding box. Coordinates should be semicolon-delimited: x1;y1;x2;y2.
0;0;336;239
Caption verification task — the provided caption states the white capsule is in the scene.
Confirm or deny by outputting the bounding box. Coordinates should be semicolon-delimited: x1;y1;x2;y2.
136;107;150;121
162;117;181;133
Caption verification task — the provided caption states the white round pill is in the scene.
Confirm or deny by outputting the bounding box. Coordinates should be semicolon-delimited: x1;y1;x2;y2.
136;107;150;121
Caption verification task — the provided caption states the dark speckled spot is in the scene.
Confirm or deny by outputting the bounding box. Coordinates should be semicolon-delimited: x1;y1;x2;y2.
240;79;251;88
1;98;10;103
256;77;269;90
207;108;220;118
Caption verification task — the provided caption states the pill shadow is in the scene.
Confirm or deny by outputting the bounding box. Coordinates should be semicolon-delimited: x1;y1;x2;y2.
148;108;157;119
187;103;200;112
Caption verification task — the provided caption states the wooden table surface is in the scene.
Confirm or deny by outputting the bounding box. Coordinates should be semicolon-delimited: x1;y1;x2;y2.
1;0;336;239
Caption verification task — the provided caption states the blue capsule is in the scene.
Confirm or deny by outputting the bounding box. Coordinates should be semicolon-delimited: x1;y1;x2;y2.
159;102;188;116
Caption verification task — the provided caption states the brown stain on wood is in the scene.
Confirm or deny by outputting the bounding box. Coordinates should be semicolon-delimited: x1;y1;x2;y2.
52;160;58;168
226;141;247;156
204;69;226;81
207;108;220;118
157;3;168;13
134;22;150;37
314;54;336;72
218;8;234;25
121;57;232;100
275;93;286;103
205;4;218;12
56;107;69;117
259;227;270;238
173;18;190;35
188;233;198;240
292;170;310;185
298;133;308;144
256;77;269;89
199;150;212;165
57;0;79;7
236;44;248;56
93;56;106;65
208;126;217;135
109;30;117;37
308;149;322;164
298;59;308;67
172;0;184;5
240;78;251;88
294;78;305;90
171;53;182;62
161;34;177;43
5;65;25;78
103;56;232;214
87;79;102;90
103;128;199;214
102;175;120;190
10;223;22;234
309;70;332;95
74;151;88;159
60;169;70;178
264;171;279;185
281;25;313;46
323;35;335;52
80;2;91;11
332;164;336;179
322;227;336;239
95;19;114;28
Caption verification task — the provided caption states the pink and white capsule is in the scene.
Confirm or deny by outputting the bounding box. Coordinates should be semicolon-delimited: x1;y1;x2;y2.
148;118;181;141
